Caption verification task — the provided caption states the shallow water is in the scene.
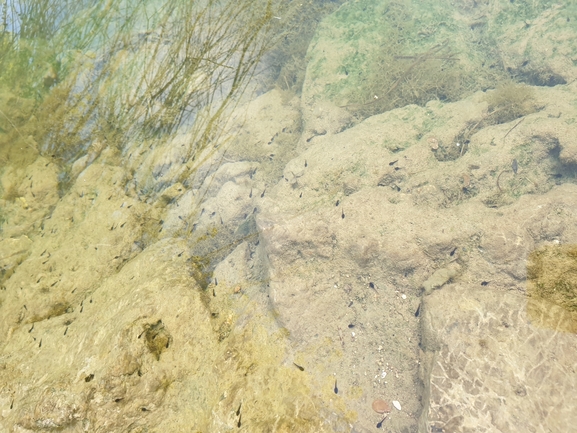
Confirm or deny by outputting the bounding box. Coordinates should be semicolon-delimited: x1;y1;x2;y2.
1;1;577;432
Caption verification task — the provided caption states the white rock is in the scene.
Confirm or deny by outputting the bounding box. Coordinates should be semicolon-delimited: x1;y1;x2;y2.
392;400;401;411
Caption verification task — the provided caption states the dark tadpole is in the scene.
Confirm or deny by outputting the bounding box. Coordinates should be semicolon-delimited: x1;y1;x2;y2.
334;379;338;394
293;362;305;371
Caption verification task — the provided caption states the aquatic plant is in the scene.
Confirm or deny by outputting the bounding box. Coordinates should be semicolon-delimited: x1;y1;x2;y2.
483;81;537;124
0;0;297;182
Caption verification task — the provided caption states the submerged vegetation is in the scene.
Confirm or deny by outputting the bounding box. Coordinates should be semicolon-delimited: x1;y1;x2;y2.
326;0;479;119
0;0;326;190
1;0;277;163
324;0;548;121
483;82;537;124
347;39;467;119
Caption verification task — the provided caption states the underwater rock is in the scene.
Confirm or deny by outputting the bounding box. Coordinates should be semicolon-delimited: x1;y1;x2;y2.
422;263;461;295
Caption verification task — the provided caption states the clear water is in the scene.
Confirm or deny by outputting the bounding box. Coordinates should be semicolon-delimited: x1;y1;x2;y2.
1;1;576;432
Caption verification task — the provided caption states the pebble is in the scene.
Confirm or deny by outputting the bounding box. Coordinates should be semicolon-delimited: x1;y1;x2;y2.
392;400;401;411
427;137;439;150
372;399;391;414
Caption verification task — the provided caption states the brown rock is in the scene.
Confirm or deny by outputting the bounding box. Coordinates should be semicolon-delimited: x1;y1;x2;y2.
372;399;391;414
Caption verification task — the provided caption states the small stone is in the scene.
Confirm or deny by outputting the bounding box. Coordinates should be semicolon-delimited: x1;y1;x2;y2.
392;400;401;411
427;136;439;150
372;399;391;414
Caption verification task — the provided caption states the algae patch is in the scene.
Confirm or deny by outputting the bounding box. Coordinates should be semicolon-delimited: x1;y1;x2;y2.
527;244;577;333
483;82;537;125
